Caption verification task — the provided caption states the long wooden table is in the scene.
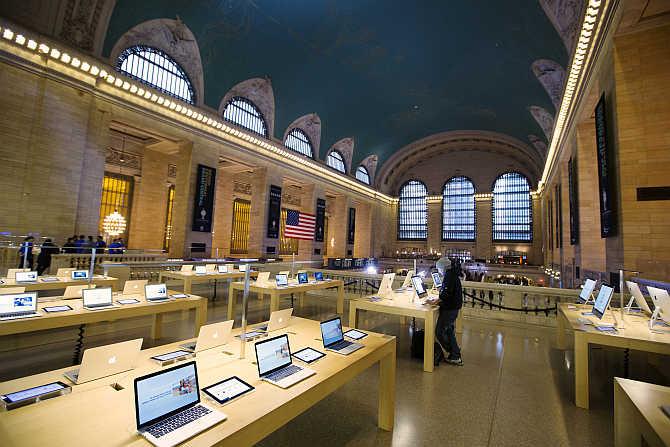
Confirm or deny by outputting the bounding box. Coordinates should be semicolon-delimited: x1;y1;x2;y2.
614;378;670;447
159;270;257;294
557;303;670;409
0;275;119;292
228;279;345;320
0;317;396;446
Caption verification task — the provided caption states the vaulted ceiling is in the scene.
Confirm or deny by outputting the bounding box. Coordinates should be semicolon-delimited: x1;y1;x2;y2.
103;0;568;168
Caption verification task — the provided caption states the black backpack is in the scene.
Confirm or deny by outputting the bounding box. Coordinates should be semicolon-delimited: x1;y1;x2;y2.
411;329;443;360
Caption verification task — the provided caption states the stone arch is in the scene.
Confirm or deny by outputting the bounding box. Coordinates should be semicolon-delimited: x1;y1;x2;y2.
219;77;275;138
528;134;549;159
531;59;566;110
360;154;379;186
539;0;585;53
326;138;354;174
109;18;205;106
283;113;321;158
528;106;555;141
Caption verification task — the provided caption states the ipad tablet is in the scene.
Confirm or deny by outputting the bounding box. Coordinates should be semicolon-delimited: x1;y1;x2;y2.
1;381;70;407
595;326;618;333
343;329;367;340
292;347;325;364
117;298;140;305
203;376;254;404
151;350;192;363
40;277;60;283
235;331;265;341
170;293;189;299
43;305;72;313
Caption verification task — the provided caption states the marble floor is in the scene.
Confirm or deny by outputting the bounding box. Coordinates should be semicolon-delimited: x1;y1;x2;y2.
2;282;669;446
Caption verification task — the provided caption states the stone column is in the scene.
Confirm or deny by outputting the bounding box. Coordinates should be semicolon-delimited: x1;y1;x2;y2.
475;197;493;261
212;167;234;257
168;141;193;258
248;167;283;257
353;202;372;257
327;194;348;258
427;199;442;254
297;184;319;261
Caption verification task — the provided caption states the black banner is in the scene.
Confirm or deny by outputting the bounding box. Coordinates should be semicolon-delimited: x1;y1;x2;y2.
267;185;282;239
568;157;579;245
347;207;356;244
595;94;616;237
555;184;562;249
315;198;326;242
191;164;216;232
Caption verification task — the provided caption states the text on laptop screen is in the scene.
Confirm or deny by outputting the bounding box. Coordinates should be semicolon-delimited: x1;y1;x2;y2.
315;271;323;281
0;293;37;314
83;288;112;306
275;274;288;287
297;272;308;284
194;265;206;274
321;318;344;347
593;285;614;317
431;272;442;288
579;279;596;302
15;271;37;282
145;284;167;300
256;335;291;375
71;270;89;280
135;362;199;427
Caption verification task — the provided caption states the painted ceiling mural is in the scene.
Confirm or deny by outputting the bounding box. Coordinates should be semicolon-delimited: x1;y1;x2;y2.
103;0;571;167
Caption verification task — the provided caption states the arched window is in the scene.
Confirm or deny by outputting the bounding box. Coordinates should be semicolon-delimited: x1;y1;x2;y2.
442;176;476;241
398;180;427;240
284;128;313;157
222;97;268;137
355;166;371;185
492;172;532;242
326;151;346;173
117;45;195;104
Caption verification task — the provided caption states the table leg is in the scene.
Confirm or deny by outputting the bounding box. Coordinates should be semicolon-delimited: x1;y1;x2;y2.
151;313;163;341
348;301;358;328
299;292;304;308
574;332;589;409
337;284;344;314
378;343;396;430
227;286;236;321
424;314;435;373
195;300;207;335
184;278;192;294
557;309;567;350
614;380;640;446
270;291;279;314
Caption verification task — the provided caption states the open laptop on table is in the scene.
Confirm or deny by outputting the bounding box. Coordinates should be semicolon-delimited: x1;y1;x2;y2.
257;308;293;332
194;265;207;275
134;361;226;447
320;317;363;355
83;287;116;310
145;283;170;302
216;265;228;274
297;272;308;284
15;271;38;283
64;338;143;384
71;270;89;280
275;274;289;288
123;280;148;296
254;334;315;388
180;320;233;352
0;292;40;320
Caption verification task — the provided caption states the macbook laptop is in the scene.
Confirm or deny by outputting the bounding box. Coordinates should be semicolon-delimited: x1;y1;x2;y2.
180;320;234;352
275;274;289;288
257;308;293;332
255;334;315;389
239;264;248;272
64;284;95;299
134;361;226;447
297;272;308;284
64;338;143;384
320;317;363;355
123;280;149;296
5;268;28;280
71;270;89;280
56;268;76;278
83;287;116;310
0;292;40;320
194;265;207;275
180;265;193;272
145;284;170;302
15;271;38;283
314;271;324;282
431;272;442;289
205;264;216;272
217;265;228;274
255;271;270;286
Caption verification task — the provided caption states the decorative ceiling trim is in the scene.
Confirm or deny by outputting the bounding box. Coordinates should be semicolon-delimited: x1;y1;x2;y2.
219;77;275;137
283;113;321;158
539;0;586;53
528;105;555;141
531;59;566;110
528;134;549;159
359;154;378;184
327;138;354;174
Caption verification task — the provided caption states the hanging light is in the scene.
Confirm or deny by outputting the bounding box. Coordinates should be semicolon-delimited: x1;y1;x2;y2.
103;210;127;236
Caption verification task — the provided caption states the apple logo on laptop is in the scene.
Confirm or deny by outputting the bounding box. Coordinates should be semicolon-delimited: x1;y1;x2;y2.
278;318;283;324
213;332;219;339
108;356;117;365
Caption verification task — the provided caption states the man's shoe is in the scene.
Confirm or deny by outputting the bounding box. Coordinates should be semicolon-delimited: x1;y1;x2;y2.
445;356;463;366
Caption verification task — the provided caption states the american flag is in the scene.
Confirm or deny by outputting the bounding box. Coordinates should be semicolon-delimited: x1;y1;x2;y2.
285;210;316;240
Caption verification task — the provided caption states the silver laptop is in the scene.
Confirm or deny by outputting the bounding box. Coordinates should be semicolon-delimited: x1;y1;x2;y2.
145;283;170;302
134;361;226;447
0;292;40;320
320;317;363;355
275;274;289;288
123;280;148;296
257;308;293;332
254;334;315;389
83;287;116;310
180;320;234;352
14;271;38;283
194;265;207;275
64;338;143;384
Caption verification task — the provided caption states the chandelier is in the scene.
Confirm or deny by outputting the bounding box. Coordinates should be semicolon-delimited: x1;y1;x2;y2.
102;210;127;236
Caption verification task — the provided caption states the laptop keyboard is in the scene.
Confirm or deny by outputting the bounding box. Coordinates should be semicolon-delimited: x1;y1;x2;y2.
266;364;302;382
146;404;211;438
330;340;353;350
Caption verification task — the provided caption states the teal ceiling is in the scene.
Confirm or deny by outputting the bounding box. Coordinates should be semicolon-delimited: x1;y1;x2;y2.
103;0;566;167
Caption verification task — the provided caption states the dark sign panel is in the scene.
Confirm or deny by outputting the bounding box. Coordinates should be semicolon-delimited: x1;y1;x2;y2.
191;164;216;232
267;185;282;239
568;157;579;245
595;94;616;237
347;207;356;245
315;198;326;242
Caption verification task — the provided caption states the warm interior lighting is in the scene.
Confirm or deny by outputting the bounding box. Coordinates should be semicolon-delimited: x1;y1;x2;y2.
102;210;127;237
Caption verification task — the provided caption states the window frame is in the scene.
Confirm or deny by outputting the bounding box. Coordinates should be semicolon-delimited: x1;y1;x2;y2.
284;128;314;158
492;171;533;243
441;175;476;242
221;96;268;137
355;166;371;185
326;150;347;173
397;179;428;241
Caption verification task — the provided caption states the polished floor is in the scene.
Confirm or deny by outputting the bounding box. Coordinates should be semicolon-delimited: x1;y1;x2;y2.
2;282;669;446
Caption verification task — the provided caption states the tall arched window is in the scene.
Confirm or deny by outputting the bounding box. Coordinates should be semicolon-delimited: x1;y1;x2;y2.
492;172;532;242
355;166;371;185
284;128;313;157
222;97;268;137
442;176;476;241
117;46;195;104
398;180;427;240
326;151;346;173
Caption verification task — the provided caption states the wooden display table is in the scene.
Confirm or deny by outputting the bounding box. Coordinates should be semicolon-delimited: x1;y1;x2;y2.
228;279;345;320
614;378;670;447
0;275;119;292
557;303;670;409
0;317;396;446
159;270;258;294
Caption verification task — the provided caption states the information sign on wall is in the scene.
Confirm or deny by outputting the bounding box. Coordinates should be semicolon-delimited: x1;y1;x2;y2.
347;207;356;245
267;185;282;239
595;94;616;237
191;164;216;232
568;157;579;245
315;198;326;242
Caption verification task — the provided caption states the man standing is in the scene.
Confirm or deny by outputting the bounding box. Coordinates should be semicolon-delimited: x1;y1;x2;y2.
433;257;464;366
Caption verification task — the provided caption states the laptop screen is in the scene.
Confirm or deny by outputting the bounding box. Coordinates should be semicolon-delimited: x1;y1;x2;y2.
592;285;614;319
431;272;442;288
239;265;247;272
135;361;199;429
145;284;168;300
83;287;112;307
320;318;344;347
275;274;288;287
255;334;292;376
315;271;323;281
579;279;596;303
194;265;206;274
15;271;37;282
297;272;308;284
71;270;89;280
217;265;228;273
411;276;427;297
0;292;37;314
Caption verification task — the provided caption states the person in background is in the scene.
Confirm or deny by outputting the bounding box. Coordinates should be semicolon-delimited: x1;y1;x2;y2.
74;235;86;254
108;238;121;254
94;235;106;253
87;236;95;252
36;238;59;275
430;257;464;366
117;238;126;253
63;237;75;254
18;236;34;269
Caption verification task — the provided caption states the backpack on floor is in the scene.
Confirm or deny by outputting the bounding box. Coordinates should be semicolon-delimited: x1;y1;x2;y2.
411;329;442;361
